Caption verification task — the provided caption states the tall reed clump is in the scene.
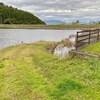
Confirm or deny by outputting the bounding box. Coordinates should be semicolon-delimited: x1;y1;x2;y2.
47;34;76;55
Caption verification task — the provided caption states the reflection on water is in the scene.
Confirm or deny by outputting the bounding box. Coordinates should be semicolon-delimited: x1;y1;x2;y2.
0;29;80;49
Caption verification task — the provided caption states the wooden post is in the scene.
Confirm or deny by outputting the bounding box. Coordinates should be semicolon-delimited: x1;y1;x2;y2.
88;30;91;44
76;32;78;50
97;29;99;41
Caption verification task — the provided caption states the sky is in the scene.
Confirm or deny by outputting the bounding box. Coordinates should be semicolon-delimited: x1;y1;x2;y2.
0;0;100;23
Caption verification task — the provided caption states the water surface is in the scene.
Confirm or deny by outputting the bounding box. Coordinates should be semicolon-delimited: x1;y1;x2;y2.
0;29;80;49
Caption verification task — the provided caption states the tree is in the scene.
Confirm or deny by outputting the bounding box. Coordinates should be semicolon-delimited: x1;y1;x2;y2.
98;21;100;24
3;18;11;24
76;20;79;24
0;2;46;24
0;14;2;24
0;2;4;6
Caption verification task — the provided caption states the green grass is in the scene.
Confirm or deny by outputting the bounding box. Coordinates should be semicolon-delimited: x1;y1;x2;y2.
82;42;100;55
0;42;100;100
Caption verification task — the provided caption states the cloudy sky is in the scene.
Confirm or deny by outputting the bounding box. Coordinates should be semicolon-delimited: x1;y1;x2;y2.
0;0;100;23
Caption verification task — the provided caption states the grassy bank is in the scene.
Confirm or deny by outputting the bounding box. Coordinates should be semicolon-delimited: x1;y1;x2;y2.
82;42;100;55
0;24;100;29
0;42;100;100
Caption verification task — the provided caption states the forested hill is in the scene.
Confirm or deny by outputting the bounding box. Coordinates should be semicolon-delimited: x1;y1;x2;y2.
0;3;45;24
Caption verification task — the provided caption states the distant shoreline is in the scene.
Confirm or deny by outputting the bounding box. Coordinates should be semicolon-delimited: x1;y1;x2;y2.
0;24;99;30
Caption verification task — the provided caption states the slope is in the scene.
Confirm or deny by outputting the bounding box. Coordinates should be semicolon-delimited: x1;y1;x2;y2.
0;42;99;100
0;2;45;24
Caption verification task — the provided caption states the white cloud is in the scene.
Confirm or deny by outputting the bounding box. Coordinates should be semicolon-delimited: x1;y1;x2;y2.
1;0;100;23
45;15;53;18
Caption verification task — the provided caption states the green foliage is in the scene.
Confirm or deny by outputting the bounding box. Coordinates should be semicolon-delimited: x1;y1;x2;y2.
3;18;17;24
0;2;45;24
72;20;79;25
0;2;4;6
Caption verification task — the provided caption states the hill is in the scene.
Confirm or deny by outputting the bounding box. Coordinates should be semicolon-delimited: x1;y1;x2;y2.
44;20;62;24
0;2;45;24
0;41;99;100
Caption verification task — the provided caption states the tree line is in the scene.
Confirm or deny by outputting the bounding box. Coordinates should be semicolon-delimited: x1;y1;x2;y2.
0;2;45;24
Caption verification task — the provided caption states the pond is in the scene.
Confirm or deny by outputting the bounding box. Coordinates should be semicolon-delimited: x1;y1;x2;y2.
0;29;80;49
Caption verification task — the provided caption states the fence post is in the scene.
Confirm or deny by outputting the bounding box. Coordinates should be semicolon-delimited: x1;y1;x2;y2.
88;30;91;44
97;29;99;41
75;32;78;50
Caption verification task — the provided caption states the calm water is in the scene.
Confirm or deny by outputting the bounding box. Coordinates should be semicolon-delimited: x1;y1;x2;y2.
0;29;80;49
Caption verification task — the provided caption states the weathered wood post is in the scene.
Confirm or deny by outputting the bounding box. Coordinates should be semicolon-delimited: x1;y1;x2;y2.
75;32;78;50
88;30;91;44
97;29;99;41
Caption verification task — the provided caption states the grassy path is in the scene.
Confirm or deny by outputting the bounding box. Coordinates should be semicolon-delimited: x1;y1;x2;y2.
0;42;100;100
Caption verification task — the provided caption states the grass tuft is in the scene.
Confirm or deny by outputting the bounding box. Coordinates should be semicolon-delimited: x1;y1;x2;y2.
57;78;83;92
0;63;4;68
